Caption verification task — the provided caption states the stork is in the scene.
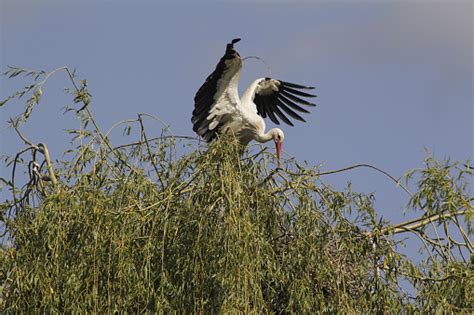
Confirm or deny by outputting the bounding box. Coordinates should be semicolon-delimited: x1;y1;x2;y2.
191;38;316;161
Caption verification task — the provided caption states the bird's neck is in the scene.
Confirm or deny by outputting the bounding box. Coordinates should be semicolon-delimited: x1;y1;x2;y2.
256;129;275;143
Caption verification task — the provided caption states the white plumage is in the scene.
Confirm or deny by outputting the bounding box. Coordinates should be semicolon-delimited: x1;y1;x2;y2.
192;38;316;160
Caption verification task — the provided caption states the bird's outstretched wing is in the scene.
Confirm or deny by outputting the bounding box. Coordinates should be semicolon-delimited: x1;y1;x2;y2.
192;38;242;142
254;78;316;126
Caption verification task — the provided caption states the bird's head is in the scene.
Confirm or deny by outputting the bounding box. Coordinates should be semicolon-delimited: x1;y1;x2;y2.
272;128;285;162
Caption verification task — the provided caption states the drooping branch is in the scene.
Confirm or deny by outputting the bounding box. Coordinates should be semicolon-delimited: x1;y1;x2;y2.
11;119;35;148
260;162;413;197
10;119;58;191
314;164;412;196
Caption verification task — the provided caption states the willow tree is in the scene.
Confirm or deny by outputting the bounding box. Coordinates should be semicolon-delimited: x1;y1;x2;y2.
0;67;472;313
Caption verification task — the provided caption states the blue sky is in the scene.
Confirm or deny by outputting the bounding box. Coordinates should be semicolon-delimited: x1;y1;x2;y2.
1;0;472;265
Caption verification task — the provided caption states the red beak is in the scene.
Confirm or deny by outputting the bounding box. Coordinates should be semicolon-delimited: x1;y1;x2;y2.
275;141;282;161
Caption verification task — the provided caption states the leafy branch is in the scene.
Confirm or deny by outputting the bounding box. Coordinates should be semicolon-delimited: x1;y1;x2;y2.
0;66;471;313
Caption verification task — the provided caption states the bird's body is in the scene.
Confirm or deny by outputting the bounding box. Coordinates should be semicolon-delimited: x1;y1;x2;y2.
192;38;316;159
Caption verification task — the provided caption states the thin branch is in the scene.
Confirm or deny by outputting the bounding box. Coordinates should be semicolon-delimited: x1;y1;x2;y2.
38;143;58;189
315;164;412;197
111;136;202;152
282;163;412;197
10;119;37;149
137;112;173;134
368;210;469;237
137;114;162;188
382;265;462;282
242;55;272;77
65;67;79;91
11;147;35;211
452;216;473;251
64;66;135;172
10;118;58;190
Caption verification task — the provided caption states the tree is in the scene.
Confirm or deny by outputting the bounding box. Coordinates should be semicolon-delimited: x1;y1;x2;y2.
0;67;472;313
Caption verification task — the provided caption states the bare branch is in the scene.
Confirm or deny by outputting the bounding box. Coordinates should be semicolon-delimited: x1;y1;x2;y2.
10;119;37;148
368;209;471;237
37;143;58;189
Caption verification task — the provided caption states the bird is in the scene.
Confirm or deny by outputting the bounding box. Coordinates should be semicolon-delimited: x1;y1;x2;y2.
191;38;316;161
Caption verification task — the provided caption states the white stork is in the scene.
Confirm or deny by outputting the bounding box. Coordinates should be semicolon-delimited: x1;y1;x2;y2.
192;38;316;161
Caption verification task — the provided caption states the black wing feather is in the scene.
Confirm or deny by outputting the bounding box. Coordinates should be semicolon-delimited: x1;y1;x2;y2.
265;104;280;125
278;94;311;113
280;80;314;89
254;94;267;118
192;38;241;141
269;100;294;126
280;90;315;106
280;85;316;98
253;78;316;126
273;96;306;122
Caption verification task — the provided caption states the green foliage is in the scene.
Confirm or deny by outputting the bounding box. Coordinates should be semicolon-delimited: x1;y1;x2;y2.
0;67;472;313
